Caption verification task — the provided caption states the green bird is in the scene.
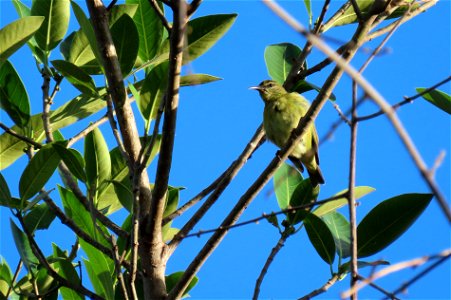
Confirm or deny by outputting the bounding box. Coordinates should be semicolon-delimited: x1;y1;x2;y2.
251;80;325;186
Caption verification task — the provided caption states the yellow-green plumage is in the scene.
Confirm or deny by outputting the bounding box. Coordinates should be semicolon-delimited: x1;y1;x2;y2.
251;80;325;186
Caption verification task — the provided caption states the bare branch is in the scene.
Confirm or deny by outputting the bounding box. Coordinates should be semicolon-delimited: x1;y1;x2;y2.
67;114;109;147
253;231;291;300
298;274;340;300
341;249;451;299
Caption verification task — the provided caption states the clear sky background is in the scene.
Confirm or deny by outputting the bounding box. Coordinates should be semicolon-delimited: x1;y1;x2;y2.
1;0;450;299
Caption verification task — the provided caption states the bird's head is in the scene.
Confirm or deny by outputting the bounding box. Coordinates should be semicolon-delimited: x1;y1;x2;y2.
250;80;287;102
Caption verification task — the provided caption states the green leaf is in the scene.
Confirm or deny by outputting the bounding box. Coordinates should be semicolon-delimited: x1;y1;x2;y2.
59;185;109;245
19;143;61;200
273;163;303;210
0;91;107;170
0;16;45;62
165;271;199;298
24;203;56;231
64;28;97;69
304;213;336;264
0;172;13;208
303;0;312;26
264;43;302;85
288;178;319;225
314;186;375;217
162;186;181;241
71;0;102;67
53;142;87;182
108;4;139;25
0;258;13;297
31;0;70;52
97;135;161;213
322;211;351;259
112;180;133;212
0;60;30;127
180;74;222;86
357;193;432;258
110;14;139;76
138;61;168;122
10;219;39;271
52;244;84;300
322;0;419;31
183;14;237;64
126;0;164;62
12;0;31;17
84;127;111;196
52;60;98;96
80;239;115;300
416;88;451;114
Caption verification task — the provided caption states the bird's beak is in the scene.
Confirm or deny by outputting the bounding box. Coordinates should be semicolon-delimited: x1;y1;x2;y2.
249;86;261;91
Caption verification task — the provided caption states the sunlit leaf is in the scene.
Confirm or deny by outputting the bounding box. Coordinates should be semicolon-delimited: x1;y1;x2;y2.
23;203;56;231
288;179;319;225
183;14;237;64
31;0;70;52
273;163;303;210
10;220;39;271
265;43;302;85
80;240;114;300
322;211;351;259
180;74;222;86
165;271;199;298
357;193;432;258
53;142;87;182
126;0;163;62
84;127;111;196
52;59;98;96
304;213;336;264
138;61;168;122
416;88;451;114
52;244;84;300
0;16;44;62
0;61;30;128
110;14;139;76
19;143;61;200
314;186;375;217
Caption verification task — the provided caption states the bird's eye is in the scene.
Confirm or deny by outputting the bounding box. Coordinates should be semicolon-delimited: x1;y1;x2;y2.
267;82;274;87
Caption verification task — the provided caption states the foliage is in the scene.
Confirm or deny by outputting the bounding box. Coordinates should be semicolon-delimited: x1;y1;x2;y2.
0;0;446;299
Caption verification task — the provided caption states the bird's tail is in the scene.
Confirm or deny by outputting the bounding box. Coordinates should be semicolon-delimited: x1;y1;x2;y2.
307;166;325;187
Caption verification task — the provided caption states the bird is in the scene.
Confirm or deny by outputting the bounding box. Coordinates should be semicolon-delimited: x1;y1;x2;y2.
250;80;325;186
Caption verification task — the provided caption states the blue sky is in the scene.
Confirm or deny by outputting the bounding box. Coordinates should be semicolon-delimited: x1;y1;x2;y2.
1;0;450;299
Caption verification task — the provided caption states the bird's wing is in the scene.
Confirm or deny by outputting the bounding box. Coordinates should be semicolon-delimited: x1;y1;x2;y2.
312;127;320;165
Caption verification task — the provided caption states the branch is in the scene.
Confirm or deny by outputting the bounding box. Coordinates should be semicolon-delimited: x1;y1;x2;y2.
167;3;378;295
148;0;172;32
187;0;202;17
341;249;451;299
16;214;103;299
67;114;109;147
0;122;42;149
265;0;451;222
167;125;265;252
253;231;291;299
298;274;340;300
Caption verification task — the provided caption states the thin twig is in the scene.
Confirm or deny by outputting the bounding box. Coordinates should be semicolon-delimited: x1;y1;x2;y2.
389;250;451;298
357;75;451;121
167;2;379;297
356;275;399;300
0;122;42;149
16;214;103;299
313;0;331;34
266;0;451;222
253;230;291;300
111;236;130;300
67;114;109;147
182;192;349;239
298;274;340;300
149;0;172;32
167;125;265;250
106;96;129;164
162;167;229;225
5;260;22;298
341;249;451;299
187;0;202;17
349;0;364;23
349;78;359;300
